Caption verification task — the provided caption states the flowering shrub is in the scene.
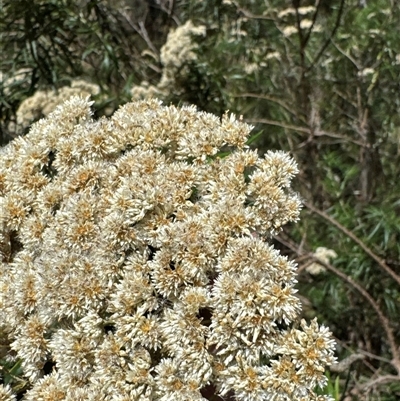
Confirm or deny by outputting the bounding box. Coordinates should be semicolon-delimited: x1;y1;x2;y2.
0;97;335;400
15;80;101;133
131;20;206;101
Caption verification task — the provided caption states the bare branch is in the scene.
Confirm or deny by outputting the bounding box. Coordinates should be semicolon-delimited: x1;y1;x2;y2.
331;40;360;69
304;202;400;287
307;0;346;72
275;228;400;374
247;118;365;148
360;374;400;390
302;0;323;49
233;1;275;21
330;353;365;373
310;256;400;374
236;93;306;122
246;118;310;133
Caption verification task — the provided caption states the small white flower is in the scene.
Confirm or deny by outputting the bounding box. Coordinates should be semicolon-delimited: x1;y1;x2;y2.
358;67;375;77
306;247;338;275
300;19;314;29
283;26;298;37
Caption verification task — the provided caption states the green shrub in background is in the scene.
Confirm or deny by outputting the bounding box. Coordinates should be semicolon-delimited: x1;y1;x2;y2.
1;0;400;399
0;0;172;142
172;2;400;398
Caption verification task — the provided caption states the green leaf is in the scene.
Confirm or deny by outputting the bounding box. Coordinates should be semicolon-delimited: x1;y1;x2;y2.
246;129;264;146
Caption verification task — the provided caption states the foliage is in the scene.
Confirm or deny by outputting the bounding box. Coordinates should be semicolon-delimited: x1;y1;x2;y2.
1;0;400;399
175;1;400;398
0;0;171;142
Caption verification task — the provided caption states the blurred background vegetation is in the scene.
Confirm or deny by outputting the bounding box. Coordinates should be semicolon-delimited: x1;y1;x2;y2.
1;0;400;399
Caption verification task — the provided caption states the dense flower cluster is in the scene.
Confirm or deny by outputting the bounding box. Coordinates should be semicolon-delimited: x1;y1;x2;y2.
131;20;206;100
0;97;335;400
15;80;101;132
277;6;322;37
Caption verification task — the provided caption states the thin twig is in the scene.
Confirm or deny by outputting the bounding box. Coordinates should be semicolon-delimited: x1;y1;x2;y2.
311;256;400;375
233;1;275;21
307;0;345;72
302;0;323;49
357;349;393;365
248;117;365;147
313;130;365;146
331;40;360;69
275;230;400;374
332;88;358;110
246;118;310;134
330;353;365;373
235;93;305;122
304;202;400;287
360;374;400;390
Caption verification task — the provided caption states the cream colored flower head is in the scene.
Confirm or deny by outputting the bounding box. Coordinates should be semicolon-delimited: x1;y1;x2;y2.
15;80;101;132
0;97;335;400
131;20;206;100
306;247;338;275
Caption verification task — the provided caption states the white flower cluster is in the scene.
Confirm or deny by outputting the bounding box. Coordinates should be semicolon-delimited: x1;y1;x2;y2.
278;6;316;18
0;97;335;400
306;247;338;276
131;20;206;100
16;80;101;132
278;6;322;37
